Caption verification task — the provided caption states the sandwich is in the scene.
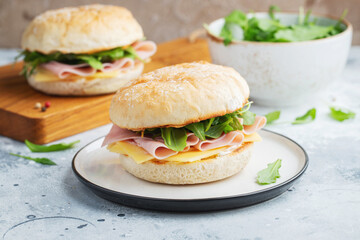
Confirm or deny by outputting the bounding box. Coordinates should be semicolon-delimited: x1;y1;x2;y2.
102;61;266;184
19;4;156;95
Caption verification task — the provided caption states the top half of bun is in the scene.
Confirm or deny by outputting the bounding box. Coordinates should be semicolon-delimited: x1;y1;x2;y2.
110;61;250;130
21;4;144;54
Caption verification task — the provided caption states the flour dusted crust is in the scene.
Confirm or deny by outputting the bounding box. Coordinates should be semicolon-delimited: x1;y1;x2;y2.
21;4;144;54
110;61;250;130
27;62;144;96
118;143;253;185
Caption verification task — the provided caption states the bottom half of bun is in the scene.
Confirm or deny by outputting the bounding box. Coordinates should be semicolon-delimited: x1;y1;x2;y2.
27;62;144;96
118;143;253;185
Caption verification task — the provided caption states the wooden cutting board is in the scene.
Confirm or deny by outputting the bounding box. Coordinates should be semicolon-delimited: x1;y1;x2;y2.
0;38;211;144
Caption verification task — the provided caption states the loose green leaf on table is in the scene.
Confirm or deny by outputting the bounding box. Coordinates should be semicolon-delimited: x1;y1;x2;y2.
257;159;282;185
265;111;281;124
292;108;316;125
10;153;56;165
25;140;80;152
329;107;356;122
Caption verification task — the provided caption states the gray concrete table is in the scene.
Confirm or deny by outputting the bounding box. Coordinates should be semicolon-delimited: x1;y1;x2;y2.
1;48;359;240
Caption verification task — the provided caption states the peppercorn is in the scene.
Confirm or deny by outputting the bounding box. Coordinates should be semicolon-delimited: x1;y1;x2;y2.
44;101;51;108
34;102;42;109
41;106;47;112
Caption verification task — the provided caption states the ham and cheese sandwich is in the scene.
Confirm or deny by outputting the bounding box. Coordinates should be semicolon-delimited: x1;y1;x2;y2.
102;61;266;184
19;4;156;95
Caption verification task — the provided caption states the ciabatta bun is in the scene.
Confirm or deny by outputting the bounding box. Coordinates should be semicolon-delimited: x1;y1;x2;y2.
28;62;143;96
118;143;253;185
110;61;250;130
21;4;144;54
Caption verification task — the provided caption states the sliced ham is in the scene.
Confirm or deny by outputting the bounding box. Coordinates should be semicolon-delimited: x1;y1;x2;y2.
101;125;140;147
132;41;157;60
133;138;177;160
194;131;244;151
243;116;267;135
41;61;96;79
101;58;135;72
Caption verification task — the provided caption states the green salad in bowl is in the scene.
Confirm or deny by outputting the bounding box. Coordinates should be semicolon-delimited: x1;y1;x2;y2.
204;6;352;107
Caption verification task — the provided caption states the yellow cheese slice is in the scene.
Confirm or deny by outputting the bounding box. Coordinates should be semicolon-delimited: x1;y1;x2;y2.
108;141;154;164
244;132;262;143
107;132;262;164
165;147;228;163
33;67;119;82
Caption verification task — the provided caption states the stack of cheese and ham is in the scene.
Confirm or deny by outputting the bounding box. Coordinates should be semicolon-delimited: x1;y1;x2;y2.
103;116;266;164
34;41;157;82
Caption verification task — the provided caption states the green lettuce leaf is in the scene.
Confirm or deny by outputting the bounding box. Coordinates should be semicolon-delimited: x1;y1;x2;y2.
265;111;281;124
292;108;316;125
239;110;256;125
185;122;206;141
25;140;80;152
10;153;56;165
329;107;356;122
205;118;233;138
17;45;141;77
161;128;187;152
143;102;255;151
257;159;282;185
217;5;345;45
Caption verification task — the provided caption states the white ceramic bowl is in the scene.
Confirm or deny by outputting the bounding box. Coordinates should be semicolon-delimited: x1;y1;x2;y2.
206;13;352;107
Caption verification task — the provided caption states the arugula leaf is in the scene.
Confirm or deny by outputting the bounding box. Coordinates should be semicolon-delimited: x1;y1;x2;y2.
204;118;215;132
185;122;206;141
10;153;56;165
257;159;282;185
161;128;187;152
274;25;335;42
229;114;243;131
265;111;281;124
77;56;103;69
17;45;141;77
205;118;233;138
292;108;316;125
239;110;256;125
25;140;80;152
269;5;280;20
217;6;345;45
220;24;233;46
329;107;356;122
144;102;254;145
220;10;248;45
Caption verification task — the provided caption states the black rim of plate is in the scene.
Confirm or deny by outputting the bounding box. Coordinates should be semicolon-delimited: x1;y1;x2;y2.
72;129;309;212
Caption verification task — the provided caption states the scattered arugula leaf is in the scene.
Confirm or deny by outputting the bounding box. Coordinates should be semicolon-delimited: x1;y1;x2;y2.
25;140;80;152
329;107;355;122
10;153;56;165
160;128;187;152
217;5;346;45
292;108;316;125
265;111;281;124
257;159;282;185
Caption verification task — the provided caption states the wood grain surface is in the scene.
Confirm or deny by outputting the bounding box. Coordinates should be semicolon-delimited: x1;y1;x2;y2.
0;38;211;144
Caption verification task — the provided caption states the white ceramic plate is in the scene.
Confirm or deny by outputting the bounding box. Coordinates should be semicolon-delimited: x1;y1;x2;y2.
72;130;308;212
